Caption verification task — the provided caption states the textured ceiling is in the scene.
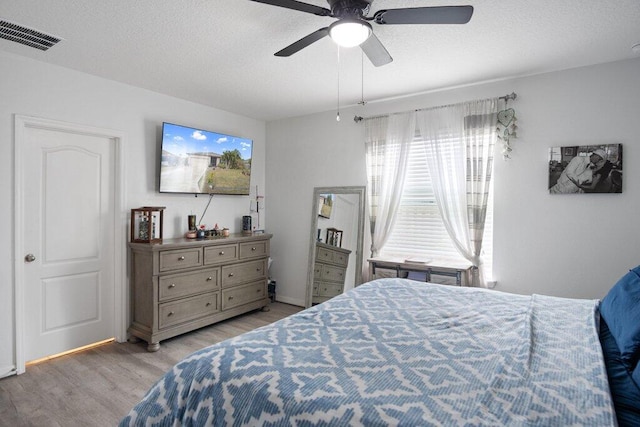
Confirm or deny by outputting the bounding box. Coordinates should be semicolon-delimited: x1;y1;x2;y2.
2;0;640;121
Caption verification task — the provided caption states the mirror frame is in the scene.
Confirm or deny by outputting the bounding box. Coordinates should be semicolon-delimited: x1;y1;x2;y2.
305;186;366;308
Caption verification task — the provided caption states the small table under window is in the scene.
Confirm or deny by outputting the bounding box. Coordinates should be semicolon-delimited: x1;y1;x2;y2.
367;257;474;286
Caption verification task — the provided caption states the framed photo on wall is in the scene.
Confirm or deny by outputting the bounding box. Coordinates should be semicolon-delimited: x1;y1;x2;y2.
548;144;622;194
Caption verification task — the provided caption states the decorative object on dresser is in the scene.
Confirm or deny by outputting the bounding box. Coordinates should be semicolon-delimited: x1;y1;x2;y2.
130;206;165;243
325;227;343;247
242;215;252;235
128;233;271;351
312;242;351;305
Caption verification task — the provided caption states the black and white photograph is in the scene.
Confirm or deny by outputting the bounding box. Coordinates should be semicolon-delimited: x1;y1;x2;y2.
548;144;623;194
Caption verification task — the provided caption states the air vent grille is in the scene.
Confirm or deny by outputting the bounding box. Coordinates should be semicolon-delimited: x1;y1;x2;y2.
0;20;61;51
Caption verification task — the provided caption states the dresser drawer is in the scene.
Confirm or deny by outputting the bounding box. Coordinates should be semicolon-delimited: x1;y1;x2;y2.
159;248;202;272
321;265;346;283
316;246;349;267
239;240;269;259
316;247;334;263
221;280;266;310
313;263;322;280
158;269;219;301
318;282;343;298
204;244;238;265
221;259;267;288
331;251;349;267
158;292;219;329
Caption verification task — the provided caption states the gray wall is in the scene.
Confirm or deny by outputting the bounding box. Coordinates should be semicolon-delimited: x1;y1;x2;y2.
266;57;640;306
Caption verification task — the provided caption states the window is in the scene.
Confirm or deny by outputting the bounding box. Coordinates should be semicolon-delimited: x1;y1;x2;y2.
378;136;494;279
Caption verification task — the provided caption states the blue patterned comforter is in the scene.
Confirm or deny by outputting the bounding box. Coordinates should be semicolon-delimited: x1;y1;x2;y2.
121;278;616;426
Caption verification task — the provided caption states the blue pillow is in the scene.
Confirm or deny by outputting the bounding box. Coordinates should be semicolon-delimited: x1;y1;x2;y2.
600;266;640;368
601;319;640;426
634;363;640;396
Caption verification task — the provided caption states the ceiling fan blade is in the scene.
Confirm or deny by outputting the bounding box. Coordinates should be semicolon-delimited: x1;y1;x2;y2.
373;6;474;25
249;0;331;16
275;27;330;57
360;33;393;67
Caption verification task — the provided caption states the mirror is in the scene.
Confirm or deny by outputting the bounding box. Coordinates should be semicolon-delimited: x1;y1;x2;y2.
305;186;366;308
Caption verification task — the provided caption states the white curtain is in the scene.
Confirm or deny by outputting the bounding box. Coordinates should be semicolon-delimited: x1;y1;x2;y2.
364;112;415;257
416;98;498;285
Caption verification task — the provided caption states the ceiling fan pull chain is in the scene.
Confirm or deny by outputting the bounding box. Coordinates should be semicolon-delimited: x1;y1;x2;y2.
336;46;341;122
359;50;366;106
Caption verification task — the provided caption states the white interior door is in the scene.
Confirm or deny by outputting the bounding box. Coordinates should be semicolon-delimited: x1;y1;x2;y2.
19;121;116;363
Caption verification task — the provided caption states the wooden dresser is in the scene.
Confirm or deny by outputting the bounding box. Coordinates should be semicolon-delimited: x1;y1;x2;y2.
312;242;351;305
128;233;271;351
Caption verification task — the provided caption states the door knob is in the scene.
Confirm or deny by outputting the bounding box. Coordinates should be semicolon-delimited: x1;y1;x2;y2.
24;254;36;262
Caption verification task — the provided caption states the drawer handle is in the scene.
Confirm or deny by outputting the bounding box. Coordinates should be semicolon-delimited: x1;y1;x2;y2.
168;311;174;317
178;256;185;261
219;251;224;255
207;276;213;281
228;296;234;300
256;267;261;271
251;247;257;251
256;289;261;293
168;284;176;288
228;273;234;277
206;302;211;307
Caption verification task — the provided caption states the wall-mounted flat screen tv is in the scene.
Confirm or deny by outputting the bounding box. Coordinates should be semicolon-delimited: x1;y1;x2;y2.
159;122;253;195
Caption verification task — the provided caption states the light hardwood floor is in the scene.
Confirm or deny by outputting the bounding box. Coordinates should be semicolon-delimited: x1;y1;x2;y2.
0;302;303;427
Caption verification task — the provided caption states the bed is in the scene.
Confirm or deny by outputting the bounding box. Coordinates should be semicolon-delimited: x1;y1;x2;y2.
121;275;636;426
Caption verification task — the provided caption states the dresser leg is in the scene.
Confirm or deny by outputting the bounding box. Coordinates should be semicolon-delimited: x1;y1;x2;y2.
128;336;141;344
147;342;160;352
261;305;270;312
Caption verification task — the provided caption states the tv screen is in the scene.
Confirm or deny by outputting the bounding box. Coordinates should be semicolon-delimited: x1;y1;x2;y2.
159;122;253;195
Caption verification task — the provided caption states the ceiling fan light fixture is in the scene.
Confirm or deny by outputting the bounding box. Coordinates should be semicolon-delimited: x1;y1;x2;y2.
329;19;372;48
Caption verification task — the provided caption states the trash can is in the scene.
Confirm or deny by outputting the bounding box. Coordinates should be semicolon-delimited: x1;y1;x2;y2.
268;280;276;302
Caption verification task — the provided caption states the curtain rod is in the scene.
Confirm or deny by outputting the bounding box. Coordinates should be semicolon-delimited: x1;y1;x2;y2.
353;92;517;123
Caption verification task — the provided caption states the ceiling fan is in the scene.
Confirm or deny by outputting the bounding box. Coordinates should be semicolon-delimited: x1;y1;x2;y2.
249;0;474;67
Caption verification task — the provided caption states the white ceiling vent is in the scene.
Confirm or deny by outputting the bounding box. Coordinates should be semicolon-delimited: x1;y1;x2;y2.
0;19;61;51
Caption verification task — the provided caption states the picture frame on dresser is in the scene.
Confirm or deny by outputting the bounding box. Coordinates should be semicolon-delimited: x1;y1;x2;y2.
326;228;343;247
